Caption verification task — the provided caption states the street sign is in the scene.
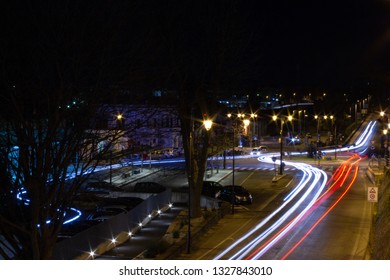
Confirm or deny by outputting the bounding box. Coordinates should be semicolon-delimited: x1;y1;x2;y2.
272;156;277;162
368;187;378;203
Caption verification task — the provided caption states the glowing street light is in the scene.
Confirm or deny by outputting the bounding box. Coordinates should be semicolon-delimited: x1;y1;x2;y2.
383;129;389;163
227;112;249;214
272;115;292;175
203;119;213;131
243;118;250;127
250;113;258;146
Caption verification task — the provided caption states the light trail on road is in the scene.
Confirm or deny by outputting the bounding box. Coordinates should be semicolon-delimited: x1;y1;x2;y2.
214;120;376;260
214;158;328;260
279;155;363;260
247;153;364;260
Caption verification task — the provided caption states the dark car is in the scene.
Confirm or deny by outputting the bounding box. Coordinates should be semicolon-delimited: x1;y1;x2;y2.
80;181;124;195
98;197;144;210
133;181;165;193
218;185;252;205
202;181;224;198
86;209;126;222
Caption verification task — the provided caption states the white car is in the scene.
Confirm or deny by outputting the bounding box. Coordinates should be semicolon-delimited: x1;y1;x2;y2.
259;146;267;152
250;148;261;156
250;146;267;156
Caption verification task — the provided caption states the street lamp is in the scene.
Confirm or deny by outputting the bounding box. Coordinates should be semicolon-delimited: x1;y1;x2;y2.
330;115;338;159
383;129;389;166
298;110;302;135
314;114;328;149
314;115;320;142
109;113;124;184
272;115;291;175
227;113;248;214
203;119;213;131
250;113;258;147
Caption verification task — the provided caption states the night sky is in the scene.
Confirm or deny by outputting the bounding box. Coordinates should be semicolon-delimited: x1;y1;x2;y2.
240;0;390;89
2;0;390;97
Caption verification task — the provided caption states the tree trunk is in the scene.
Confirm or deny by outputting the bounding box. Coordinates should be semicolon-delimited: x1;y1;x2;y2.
180;95;211;218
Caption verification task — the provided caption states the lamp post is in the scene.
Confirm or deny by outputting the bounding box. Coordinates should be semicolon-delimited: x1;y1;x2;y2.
109;113;124;184
186;118;212;254
383;129;389;166
272;115;284;175
314;115;320;143
227;113;249;214
331;116;337;159
314;114;327;156
273;115;292;175
250;113;258;147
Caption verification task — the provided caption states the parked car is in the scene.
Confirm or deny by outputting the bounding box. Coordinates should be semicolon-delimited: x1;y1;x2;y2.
98;197;144;210
86;208;126;222
202;181;224;198
80;181;124;195
99;205;129;214
58;221;99;241
133;181;165;193
218;185;253;205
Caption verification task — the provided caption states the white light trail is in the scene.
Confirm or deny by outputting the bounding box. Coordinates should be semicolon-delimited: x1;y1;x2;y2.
214;159;328;260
